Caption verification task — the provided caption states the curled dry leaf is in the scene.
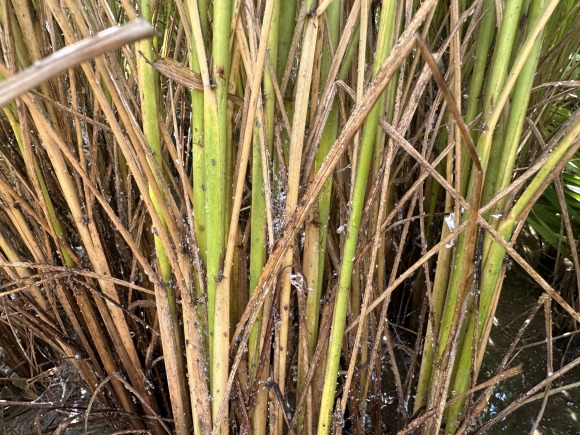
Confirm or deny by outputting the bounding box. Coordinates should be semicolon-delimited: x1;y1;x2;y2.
152;57;244;106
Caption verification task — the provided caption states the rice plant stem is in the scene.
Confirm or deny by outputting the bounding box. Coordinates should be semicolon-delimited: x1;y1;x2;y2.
461;0;495;192
275;3;317;431
298;0;340;429
137;0;190;432
186;0;209;339
316;2;433;430
247;1;280;434
185;13;210;428
202;0;232;431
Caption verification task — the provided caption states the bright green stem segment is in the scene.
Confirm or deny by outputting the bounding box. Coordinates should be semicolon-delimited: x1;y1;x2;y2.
189;0;208;290
317;0;397;432
276;0;297;85
137;3;174;304
186;2;209;433
460;0;495;193
137;1;193;433
206;1;231;432
134;2;178;311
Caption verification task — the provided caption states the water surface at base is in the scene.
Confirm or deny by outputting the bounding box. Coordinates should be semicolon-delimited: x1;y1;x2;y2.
480;273;580;434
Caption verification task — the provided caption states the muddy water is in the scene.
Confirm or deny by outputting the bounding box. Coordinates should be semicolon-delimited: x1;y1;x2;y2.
479;273;580;434
372;272;580;434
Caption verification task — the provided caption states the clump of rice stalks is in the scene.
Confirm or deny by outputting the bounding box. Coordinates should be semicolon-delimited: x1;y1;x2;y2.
1;0;579;433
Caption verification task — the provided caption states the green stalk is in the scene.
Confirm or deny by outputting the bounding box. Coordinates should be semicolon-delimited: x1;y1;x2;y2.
248;124;269;426
139;2;191;432
276;0;297;84
186;10;209;428
317;1;397;432
414;131;455;412
495;18;543;208
204;37;225;380
362;0;402;404
188;0;208;310
476;0;524;175
460;0;495;192
206;0;231;431
137;2;173;309
249;2;280;434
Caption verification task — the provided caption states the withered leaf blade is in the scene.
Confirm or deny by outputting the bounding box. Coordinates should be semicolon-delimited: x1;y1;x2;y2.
153;57;203;90
153;57;244;106
0;19;155;108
